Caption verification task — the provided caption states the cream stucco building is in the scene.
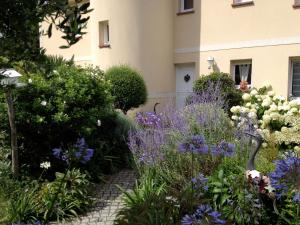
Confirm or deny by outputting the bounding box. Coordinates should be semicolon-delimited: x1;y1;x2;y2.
41;0;300;110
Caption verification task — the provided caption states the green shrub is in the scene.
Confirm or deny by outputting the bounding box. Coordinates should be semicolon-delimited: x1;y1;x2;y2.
0;61;116;176
105;65;147;113
193;72;242;111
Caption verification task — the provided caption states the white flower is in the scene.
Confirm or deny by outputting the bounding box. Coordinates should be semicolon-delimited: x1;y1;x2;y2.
289;99;300;107
242;93;251;101
248;170;261;179
267;91;275;97
262;142;268;148
53;70;58;74
248;112;257;119
270;112;280;121
250;89;258;96
97;119;101;127
28;78;32;84
41;101;47;106
269;104;278;112
262;115;271;124
241;107;250;113
281;127;288;133
230;106;241;114
40;161;51;169
262;99;271;107
245;102;252;108
290;107;298;113
231;115;238;121
273;95;285;101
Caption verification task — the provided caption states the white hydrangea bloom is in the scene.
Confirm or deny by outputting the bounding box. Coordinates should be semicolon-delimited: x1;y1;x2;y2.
267;91;275;97
262;115;271;124
245;102;252;108
41;101;47;106
250;89;258;96
262;142;268;148
248;112;257;119
242;93;251;101
269;104;278;112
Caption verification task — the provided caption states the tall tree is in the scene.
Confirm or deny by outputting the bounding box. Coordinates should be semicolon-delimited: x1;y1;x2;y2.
0;0;92;62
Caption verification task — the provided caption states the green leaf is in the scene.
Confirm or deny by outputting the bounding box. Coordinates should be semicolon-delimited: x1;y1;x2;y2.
47;23;53;38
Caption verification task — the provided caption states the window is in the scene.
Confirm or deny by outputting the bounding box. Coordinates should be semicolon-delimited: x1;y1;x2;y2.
231;60;252;87
232;0;254;7
294;0;300;8
99;21;110;48
180;0;193;12
291;60;300;98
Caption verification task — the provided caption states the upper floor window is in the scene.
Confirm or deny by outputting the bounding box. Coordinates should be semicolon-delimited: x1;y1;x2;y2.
180;0;193;12
99;21;110;48
232;0;254;7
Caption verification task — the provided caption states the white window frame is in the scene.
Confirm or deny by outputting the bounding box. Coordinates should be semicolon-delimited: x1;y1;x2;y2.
180;0;194;13
231;59;252;88
289;58;300;100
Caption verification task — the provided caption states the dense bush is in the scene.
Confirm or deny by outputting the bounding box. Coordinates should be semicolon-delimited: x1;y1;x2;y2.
193;72;242;111
105;65;147;113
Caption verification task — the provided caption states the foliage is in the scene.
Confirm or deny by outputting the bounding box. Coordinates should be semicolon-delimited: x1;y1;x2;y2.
38;168;91;221
193;72;242;111
105;65;147;113
0;0;92;61
0;61;115;176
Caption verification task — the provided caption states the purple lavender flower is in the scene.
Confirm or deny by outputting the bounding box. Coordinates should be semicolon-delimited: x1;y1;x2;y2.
269;152;300;201
211;141;235;157
136;112;162;128
178;135;209;154
181;204;226;225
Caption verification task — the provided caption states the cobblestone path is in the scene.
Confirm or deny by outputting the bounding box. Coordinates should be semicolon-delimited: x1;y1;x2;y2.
61;169;136;225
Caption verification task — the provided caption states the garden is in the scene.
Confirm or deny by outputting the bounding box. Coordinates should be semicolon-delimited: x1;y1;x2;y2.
0;61;299;224
0;1;299;224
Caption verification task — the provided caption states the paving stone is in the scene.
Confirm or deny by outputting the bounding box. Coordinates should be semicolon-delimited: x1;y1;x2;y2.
57;169;136;225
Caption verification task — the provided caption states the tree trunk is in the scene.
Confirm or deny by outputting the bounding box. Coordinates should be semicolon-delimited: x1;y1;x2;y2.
5;88;19;177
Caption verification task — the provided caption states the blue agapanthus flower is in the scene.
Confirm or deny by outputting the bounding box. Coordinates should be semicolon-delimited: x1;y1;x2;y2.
211;140;236;157
181;204;226;225
178;135;209;154
269;152;300;202
191;173;208;191
52;138;94;164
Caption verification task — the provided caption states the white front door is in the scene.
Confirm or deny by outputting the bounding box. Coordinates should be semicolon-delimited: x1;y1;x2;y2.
176;63;195;108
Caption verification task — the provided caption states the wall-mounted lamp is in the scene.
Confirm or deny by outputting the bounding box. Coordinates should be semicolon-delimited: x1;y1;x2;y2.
207;56;214;69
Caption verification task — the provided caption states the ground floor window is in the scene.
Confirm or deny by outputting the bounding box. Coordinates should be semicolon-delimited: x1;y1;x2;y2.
231;60;252;87
291;60;300;97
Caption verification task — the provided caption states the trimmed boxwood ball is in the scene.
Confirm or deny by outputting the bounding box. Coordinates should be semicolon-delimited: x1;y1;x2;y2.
193;72;242;111
105;65;147;113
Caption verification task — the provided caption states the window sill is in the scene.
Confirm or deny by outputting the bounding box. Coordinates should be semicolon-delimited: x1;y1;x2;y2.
99;44;111;49
293;4;300;8
232;1;254;7
177;10;195;16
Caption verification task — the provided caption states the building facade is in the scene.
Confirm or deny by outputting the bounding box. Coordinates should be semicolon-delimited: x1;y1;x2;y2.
41;0;300;110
